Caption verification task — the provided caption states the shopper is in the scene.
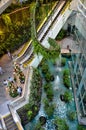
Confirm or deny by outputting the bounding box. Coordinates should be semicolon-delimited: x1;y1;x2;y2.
17;86;22;96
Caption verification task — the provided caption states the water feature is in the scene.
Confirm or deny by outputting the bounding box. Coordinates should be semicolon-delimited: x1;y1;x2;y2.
24;58;78;130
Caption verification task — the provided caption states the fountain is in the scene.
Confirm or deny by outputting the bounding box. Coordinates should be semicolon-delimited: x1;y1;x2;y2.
24;58;79;130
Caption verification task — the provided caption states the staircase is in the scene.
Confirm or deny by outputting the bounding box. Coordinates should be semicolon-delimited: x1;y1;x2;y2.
4;114;18;130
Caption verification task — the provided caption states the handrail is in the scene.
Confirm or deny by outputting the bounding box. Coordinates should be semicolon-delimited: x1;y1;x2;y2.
0;114;6;130
8;104;24;130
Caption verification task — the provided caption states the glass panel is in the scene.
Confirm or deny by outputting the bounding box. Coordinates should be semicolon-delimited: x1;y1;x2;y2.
81;85;85;96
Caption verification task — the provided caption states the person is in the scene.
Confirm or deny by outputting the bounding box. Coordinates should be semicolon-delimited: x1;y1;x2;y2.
8;77;14;82
3;80;8;86
7;50;12;60
0;66;3;75
17;86;22;96
67;24;71;35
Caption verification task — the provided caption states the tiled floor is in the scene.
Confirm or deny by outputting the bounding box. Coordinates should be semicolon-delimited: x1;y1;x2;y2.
58;36;80;53
0;54;13;105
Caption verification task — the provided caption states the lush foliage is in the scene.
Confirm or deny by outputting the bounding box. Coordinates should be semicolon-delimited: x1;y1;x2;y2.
63;91;72;103
55;29;67;40
32;37;60;60
54;117;69;130
77;125;86;130
44;83;54;100
0;1;55;57
63;69;70;89
43;98;55;117
34;121;45;130
17;68;42;125
67;111;76;121
31;3;60;60
9;83;18;98
41;63;49;74
61;57;66;66
0;14;31;57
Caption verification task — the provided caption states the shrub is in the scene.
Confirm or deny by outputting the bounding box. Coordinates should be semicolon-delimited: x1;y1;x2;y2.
27;110;33;120
63;91;72;103
43;83;51;91
43;98;55;117
54;117;69;130
41;64;49;74
55;29;67;40
34;121;45;130
67;111;76;121
46;87;54;100
43;98;49;108
45;72;54;82
45;103;55;117
61;58;66;66
9;90;18;98
77;125;86;130
63;69;70;89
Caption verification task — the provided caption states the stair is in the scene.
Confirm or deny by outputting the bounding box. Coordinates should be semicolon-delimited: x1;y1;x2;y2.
4;114;18;130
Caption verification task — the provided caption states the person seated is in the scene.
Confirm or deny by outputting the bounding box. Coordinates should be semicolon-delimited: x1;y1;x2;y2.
3;80;8;86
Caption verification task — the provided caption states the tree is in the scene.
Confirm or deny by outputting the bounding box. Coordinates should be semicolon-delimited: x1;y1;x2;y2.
54;117;69;130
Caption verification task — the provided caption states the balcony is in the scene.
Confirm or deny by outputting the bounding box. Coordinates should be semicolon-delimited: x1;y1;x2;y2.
0;0;12;14
78;0;86;18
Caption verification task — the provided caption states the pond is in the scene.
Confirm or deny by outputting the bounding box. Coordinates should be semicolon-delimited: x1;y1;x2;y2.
24;57;78;130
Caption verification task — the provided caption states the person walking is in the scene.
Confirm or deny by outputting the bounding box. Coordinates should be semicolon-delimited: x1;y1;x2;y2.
17;86;22;96
7;50;12;60
0;66;3;75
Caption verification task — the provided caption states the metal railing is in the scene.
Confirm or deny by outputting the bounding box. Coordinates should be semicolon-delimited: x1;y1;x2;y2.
78;0;86;18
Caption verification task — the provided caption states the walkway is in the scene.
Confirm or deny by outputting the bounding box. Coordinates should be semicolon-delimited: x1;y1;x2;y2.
0;54;13;115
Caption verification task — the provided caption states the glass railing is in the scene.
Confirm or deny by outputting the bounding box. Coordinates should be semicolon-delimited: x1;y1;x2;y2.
78;0;86;18
81;0;86;8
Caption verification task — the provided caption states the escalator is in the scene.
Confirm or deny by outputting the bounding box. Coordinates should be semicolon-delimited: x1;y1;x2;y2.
17;0;70;67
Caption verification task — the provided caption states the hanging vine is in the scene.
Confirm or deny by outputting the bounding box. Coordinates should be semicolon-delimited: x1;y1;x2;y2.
31;0;60;60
